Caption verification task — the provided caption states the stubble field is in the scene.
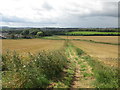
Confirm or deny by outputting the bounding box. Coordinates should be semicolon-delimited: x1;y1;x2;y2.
72;40;119;67
2;39;65;55
59;36;119;44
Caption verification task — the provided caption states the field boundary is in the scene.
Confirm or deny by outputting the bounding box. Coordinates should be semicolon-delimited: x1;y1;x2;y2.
40;36;120;45
71;39;120;45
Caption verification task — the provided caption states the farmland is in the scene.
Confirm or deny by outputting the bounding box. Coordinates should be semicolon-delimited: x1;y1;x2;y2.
2;39;65;55
59;36;119;44
66;31;119;36
1;0;120;88
1;29;119;88
72;40;119;67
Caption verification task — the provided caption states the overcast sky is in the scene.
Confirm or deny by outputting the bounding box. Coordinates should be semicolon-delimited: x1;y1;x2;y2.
0;0;119;28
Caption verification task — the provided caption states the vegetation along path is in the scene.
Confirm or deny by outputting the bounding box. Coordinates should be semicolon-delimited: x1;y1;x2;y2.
48;42;95;88
65;42;119;88
67;44;95;88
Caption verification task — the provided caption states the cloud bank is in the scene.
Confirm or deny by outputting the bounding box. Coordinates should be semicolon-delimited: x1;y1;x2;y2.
0;0;119;27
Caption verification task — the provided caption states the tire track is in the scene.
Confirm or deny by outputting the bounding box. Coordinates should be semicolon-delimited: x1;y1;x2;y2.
69;47;95;88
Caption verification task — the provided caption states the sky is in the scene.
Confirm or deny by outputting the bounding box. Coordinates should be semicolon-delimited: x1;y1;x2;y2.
0;0;119;28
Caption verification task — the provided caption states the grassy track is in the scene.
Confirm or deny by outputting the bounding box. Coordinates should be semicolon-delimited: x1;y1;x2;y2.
54;41;119;88
49;42;95;88
69;45;95;88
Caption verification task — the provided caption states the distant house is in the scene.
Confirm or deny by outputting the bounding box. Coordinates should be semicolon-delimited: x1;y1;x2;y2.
0;33;25;39
0;34;7;39
14;34;23;38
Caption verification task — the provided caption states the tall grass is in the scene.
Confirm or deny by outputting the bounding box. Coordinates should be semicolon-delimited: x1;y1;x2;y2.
2;48;68;88
75;47;119;88
83;56;119;88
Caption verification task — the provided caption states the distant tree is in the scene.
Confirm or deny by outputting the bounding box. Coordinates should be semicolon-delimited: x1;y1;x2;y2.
36;31;43;37
21;30;29;35
29;30;39;35
11;34;15;39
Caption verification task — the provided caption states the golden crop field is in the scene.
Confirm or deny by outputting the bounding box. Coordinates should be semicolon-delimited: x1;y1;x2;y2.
2;39;65;55
72;40;119;67
2;37;119;88
59;36;119;44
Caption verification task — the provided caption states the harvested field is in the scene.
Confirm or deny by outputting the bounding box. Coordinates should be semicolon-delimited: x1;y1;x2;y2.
2;39;64;55
72;41;119;67
59;36;119;44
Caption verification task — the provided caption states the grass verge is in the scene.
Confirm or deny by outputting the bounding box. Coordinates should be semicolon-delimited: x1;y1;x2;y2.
75;46;119;88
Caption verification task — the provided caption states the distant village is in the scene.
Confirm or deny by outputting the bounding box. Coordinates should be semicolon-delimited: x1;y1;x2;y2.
0;26;118;39
0;33;24;39
0;33;6;39
0;27;78;39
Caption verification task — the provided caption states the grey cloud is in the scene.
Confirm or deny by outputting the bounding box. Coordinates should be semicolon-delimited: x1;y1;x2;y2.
118;2;120;17
1;14;56;25
47;9;117;28
93;2;118;17
1;15;27;23
42;2;53;11
56;16;117;28
0;1;118;28
66;2;118;18
33;2;54;17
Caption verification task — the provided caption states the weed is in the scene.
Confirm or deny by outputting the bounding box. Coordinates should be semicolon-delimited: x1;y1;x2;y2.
80;65;86;68
78;61;82;65
75;48;84;56
80;68;86;71
83;72;93;77
75;57;78;61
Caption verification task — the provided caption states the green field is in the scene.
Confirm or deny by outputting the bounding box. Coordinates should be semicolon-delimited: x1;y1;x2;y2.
66;31;119;35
